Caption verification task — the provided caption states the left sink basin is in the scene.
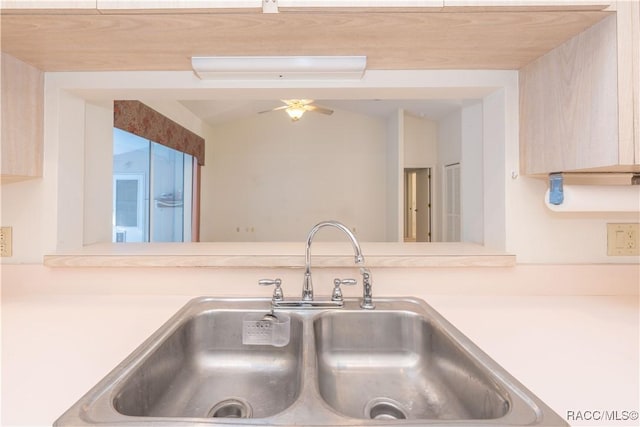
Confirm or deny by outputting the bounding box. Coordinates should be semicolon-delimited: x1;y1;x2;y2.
114;309;303;419
56;299;303;425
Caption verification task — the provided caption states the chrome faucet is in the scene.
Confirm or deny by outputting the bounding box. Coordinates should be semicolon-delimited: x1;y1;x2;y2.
260;221;374;309
302;221;374;309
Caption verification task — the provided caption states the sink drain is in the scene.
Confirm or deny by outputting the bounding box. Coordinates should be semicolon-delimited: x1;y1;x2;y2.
365;398;408;420
207;398;253;419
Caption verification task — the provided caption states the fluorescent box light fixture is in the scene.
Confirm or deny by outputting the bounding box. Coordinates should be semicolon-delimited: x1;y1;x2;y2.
191;56;367;80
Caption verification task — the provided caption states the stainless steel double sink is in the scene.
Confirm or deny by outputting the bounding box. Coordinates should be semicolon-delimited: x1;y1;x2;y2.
55;297;568;426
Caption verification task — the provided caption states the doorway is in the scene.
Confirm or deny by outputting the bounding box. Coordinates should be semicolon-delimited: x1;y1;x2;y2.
404;168;431;242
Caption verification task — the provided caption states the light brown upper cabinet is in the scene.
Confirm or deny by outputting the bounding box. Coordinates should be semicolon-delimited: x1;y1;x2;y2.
1;53;44;184
520;2;640;175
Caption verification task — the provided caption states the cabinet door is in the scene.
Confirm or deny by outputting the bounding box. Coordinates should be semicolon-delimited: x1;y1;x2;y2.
520;15;621;174
519;14;638;175
615;0;639;167
1;53;44;184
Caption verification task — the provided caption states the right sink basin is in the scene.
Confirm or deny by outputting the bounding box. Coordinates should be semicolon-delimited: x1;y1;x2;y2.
315;307;536;423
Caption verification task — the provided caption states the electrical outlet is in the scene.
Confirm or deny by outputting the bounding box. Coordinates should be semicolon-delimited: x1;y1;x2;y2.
0;226;13;257
607;223;639;256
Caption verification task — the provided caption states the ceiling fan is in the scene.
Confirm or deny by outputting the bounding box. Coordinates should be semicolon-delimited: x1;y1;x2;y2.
259;99;334;121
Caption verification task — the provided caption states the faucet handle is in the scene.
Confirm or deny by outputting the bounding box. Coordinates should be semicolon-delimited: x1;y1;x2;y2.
259;278;284;302
332;278;357;302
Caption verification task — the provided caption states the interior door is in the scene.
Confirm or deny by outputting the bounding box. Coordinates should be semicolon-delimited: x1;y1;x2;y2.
415;168;431;242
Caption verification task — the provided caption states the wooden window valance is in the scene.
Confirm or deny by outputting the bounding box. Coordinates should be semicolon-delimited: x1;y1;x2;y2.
114;100;205;166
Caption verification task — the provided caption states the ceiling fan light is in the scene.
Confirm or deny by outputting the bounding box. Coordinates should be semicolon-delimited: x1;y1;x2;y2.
286;107;305;121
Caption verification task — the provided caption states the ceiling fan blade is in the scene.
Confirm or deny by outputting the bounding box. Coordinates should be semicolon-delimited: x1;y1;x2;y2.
305;104;334;115
258;105;289;114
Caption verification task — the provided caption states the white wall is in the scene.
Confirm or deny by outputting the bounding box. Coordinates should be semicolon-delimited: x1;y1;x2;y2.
483;90;507;252
437;109;462;242
0;176;46;262
508;177;640;263
202;108;388;241
385;110;402;242
84;102;113;246
461;102;484;244
403;112;438;168
437;110;462;167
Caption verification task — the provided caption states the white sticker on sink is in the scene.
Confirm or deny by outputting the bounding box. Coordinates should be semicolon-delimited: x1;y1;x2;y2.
242;313;290;347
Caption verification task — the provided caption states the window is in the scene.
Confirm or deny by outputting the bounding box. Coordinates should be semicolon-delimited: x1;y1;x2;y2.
112;128;194;242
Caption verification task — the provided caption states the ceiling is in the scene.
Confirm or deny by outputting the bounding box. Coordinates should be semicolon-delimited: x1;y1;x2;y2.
1;6;609;126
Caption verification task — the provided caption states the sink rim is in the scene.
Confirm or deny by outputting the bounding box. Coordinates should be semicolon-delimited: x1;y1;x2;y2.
54;296;568;427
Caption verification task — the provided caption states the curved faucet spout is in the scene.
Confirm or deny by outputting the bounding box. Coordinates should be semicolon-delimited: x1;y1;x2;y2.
302;221;364;301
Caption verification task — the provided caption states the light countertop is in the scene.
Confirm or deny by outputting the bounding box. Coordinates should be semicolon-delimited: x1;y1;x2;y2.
2;292;638;427
43;242;515;268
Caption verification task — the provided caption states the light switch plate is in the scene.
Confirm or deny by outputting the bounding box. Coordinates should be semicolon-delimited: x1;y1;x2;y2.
0;226;13;257
607;223;639;256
